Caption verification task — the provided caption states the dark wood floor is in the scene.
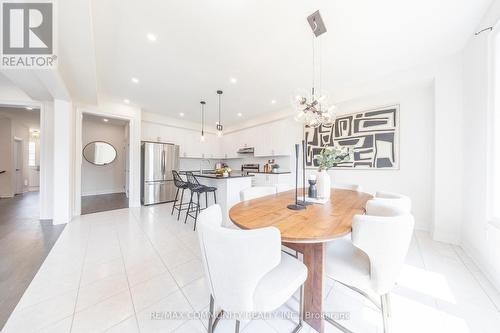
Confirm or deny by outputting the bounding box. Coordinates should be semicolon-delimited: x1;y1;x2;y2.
0;192;65;330
81;192;129;215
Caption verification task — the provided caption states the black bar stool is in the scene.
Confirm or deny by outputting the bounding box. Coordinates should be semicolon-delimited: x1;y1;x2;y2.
184;172;217;230
171;171;190;220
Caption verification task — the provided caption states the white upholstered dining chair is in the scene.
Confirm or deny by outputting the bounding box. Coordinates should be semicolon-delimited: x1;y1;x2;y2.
239;186;277;201
373;191;412;213
325;203;414;333
197;204;308;333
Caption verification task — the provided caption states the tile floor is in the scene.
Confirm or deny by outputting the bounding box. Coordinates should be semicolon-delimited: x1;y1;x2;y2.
0;192;65;329
3;203;500;333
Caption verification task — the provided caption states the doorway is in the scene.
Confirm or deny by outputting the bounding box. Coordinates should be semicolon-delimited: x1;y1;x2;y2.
80;113;130;214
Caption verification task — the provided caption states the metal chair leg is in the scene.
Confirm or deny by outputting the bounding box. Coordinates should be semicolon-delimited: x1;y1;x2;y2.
171;187;179;215
184;191;193;224
385;293;392;317
381;294;390;333
194;192;201;231
177;188;185;220
213;190;217;204
206;191;208;208
235;320;240;333
289;285;304;333
208;295;214;333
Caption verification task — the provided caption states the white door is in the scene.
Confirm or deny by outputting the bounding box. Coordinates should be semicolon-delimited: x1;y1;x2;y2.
14;139;23;194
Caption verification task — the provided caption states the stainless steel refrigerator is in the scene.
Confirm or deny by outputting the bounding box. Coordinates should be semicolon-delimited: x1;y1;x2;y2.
141;142;179;205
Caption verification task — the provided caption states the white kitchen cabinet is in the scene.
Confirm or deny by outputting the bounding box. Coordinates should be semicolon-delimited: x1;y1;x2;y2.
250;172;293;192
254;121;292;157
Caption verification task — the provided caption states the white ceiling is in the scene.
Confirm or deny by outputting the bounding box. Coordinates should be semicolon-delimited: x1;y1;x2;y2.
82;113;129;127
80;0;492;126
0;107;41;130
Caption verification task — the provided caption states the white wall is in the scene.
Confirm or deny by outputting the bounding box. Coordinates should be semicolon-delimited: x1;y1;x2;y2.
81;118;127;196
322;83;435;230
432;55;464;243
53;100;73;224
460;0;500;290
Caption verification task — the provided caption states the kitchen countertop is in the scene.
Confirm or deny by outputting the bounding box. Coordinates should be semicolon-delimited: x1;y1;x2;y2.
247;171;291;174
179;170;254;179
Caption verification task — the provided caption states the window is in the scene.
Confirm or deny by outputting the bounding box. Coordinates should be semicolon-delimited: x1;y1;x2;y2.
28;141;36;167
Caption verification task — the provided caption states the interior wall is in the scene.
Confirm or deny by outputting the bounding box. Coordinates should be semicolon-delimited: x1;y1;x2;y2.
318;82;435;231
460;0;500;290
81;117;127;196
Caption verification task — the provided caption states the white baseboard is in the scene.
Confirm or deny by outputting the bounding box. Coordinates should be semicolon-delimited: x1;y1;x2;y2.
461;241;500;294
82;189;126;197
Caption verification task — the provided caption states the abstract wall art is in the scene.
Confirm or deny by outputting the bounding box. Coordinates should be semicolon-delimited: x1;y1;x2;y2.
304;105;399;169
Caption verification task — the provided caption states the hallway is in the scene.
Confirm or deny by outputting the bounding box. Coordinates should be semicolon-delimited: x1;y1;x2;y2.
0;192;65;330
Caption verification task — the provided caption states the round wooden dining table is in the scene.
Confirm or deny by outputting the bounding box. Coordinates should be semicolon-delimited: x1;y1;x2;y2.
229;188;373;333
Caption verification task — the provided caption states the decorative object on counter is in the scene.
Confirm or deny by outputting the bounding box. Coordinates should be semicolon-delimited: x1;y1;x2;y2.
292;10;335;128
308;175;318;199
215;166;232;177
216;90;224;137
315;145;353;199
271;164;280;173
200;101;206;142
288;143;306;211
263;159;275;173
304;105;399;169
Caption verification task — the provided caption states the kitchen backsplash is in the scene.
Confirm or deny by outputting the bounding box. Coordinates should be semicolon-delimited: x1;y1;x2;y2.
179;155;291;172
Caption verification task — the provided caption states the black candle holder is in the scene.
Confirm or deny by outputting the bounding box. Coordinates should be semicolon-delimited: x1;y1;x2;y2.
287;143;306;211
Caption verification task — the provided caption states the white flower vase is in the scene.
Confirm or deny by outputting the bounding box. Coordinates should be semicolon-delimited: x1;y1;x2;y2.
316;170;331;199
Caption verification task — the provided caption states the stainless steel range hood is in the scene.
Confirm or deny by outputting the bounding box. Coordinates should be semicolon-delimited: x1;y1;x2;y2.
237;147;254;154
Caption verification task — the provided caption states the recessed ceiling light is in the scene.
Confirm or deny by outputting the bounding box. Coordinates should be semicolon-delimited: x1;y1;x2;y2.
131;77;139;84
25;106;33;110
237;112;242;117
271;100;277;104
147;33;157;42
179;112;184;117
123;99;130;104
103;118;109;122
230;77;237;84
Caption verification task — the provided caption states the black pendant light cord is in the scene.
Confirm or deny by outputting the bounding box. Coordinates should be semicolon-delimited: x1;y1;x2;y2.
200;101;206;137
216;90;223;133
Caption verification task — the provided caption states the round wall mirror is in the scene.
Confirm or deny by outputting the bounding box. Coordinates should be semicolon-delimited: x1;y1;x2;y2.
83;141;117;166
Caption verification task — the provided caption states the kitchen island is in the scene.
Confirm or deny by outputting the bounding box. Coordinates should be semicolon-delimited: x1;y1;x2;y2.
180;171;253;227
